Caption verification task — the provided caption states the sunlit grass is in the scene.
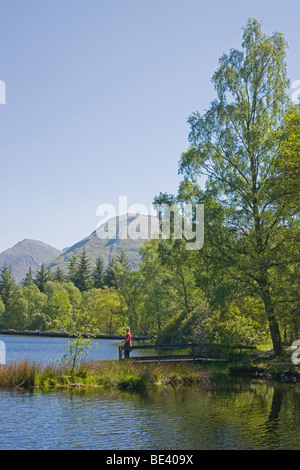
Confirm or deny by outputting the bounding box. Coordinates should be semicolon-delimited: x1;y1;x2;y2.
256;343;273;351
0;360;210;392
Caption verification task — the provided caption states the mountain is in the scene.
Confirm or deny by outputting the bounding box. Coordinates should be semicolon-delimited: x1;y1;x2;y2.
45;213;158;274
0;214;159;282
0;239;62;283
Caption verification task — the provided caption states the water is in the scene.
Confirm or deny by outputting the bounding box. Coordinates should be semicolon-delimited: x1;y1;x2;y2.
0;335;300;450
0;334;121;364
0;379;300;450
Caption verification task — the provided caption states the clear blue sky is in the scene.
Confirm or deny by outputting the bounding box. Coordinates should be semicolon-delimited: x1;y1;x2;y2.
0;0;299;253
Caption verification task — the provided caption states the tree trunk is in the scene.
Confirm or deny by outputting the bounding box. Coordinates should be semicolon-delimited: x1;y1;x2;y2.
259;276;283;356
250;162;283;357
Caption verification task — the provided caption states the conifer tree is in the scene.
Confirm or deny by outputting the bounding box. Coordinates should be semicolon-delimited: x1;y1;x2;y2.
74;247;92;292
67;251;78;284
103;257;116;288
53;266;65;283
22;267;34;287
92;256;105;289
115;249;130;272
0;263;15;306
34;264;50;293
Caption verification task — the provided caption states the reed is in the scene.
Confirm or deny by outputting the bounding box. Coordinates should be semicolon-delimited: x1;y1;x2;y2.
0;360;210;392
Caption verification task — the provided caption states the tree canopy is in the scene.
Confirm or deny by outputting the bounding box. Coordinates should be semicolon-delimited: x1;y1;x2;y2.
0;19;299;357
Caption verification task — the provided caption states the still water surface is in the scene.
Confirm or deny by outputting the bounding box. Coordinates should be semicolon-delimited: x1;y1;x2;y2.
1;334;121;364
0;335;300;450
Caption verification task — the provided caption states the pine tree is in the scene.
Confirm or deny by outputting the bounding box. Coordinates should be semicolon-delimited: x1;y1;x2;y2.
103;257;116;288
53;266;65;283
0;263;15;306
22;267;34;287
67;251;78;284
74;247;92;292
103;250;130;289
92;256;105;289
115;249;130;272
34;264;50;293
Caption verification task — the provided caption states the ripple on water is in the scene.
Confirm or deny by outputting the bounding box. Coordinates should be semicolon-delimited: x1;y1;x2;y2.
0;377;300;450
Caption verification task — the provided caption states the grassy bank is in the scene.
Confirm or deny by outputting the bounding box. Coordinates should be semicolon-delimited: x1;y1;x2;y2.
1;346;298;393
0;360;210;392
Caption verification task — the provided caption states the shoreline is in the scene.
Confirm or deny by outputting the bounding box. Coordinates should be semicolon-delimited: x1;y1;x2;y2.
1;332;299;387
230;348;300;384
0;359;210;392
0;355;299;392
0;329;149;341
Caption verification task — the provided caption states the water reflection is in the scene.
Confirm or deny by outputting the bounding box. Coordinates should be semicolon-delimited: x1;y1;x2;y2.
254;383;298;450
0;333;300;450
1;377;299;450
264;387;283;442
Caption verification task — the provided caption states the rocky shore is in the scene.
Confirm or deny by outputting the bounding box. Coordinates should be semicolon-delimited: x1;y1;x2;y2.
230;364;300;383
230;346;300;384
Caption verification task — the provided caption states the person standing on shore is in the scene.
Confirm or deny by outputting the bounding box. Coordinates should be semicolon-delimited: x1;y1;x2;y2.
123;327;132;358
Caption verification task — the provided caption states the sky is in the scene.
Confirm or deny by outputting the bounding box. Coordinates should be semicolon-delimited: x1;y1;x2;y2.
0;0;300;253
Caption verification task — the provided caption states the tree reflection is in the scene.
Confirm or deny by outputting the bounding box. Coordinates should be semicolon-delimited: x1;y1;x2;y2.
259;385;283;449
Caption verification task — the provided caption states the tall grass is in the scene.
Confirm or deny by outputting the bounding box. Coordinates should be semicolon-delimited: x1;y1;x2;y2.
0;360;210;392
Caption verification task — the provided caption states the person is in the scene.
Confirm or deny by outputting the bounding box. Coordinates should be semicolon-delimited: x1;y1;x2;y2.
123;327;132;358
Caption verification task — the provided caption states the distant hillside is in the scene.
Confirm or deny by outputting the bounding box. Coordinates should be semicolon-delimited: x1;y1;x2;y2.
0;239;62;283
45;213;158;273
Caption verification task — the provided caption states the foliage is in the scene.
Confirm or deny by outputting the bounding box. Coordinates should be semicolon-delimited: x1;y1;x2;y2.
91;256;105;289
272;106;300;211
22;267;34;287
0;19;299;356
0;284;47;330
177;18;297;356
82;287;128;334
60;305;98;374
34;264;51;293
0;264;15;307
202;305;269;347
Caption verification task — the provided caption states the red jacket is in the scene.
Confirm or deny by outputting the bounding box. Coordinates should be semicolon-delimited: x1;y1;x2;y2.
124;332;132;345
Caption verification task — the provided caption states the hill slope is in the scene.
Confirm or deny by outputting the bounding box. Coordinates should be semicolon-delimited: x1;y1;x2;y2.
0;239;62;283
46;213;158;273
